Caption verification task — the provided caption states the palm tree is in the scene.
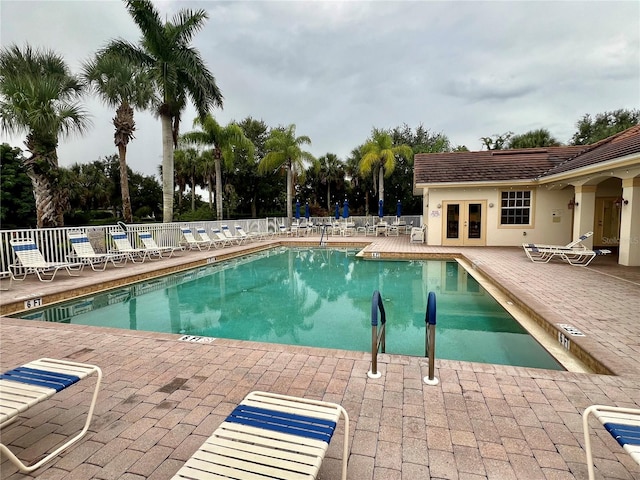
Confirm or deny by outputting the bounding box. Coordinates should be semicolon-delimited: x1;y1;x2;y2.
0;44;90;227
182;114;254;220
359;128;412;203
82;52;155;222
317;153;344;211
104;0;223;223
507;128;561;149
259;124;315;222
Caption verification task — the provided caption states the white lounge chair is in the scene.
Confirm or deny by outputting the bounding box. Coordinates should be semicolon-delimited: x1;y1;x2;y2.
221;224;245;244
109;232;161;262
0;358;102;473
211;228;232;247
171;391;349;480
67;231;128;270
522;243;610;266
180;227;211;251
9;239;84;282
583;405;640;480
138;231;184;258
410;225;426;244
277;223;290;236
195;227;217;249
235;225;261;242
522;231;594;261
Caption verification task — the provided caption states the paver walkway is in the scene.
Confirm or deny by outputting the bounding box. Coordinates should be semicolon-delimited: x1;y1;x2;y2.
1;235;639;479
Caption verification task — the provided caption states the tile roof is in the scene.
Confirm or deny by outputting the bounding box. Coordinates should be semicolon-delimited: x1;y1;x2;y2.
414;126;640;185
541;125;640;177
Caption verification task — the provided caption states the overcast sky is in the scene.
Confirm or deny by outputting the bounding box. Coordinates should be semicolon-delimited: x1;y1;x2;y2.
2;0;639;178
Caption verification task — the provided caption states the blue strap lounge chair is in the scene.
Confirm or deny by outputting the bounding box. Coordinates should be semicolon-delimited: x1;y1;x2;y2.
221;224;245;244
583;405;640;479
9;239;84;282
68;231;128;270
172;391;349;480
137;231;184;258
0;358;102;473
109;232;161;262
180;227;211;251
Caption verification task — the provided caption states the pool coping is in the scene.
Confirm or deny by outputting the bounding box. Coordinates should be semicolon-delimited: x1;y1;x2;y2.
0;238;626;377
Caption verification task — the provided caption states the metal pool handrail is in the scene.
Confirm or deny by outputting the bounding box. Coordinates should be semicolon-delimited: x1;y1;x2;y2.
367;290;386;379
424;291;439;385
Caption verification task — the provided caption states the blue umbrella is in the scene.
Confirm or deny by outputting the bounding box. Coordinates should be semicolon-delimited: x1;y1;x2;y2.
305;202;310;220
295;200;300;219
396;200;402;218
378;199;384;218
335;202;340;219
343;199;349;219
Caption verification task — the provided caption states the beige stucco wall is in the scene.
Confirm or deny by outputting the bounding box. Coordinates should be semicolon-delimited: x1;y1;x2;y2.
422;186;575;246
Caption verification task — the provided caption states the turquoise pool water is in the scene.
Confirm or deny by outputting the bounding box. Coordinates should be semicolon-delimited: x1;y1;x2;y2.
15;247;562;370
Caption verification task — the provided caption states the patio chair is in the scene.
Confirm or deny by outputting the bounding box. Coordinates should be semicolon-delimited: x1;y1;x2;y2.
137;231;184;258
221;224;245;244
195;227;217;249
211;228;232;247
235;225;262;242
171;391;349;480
0;358;102;473
67;231;128;271
410;225;426;243
9;239;84;282
582;405;640;480
110;232;161;262
278;223;291;236
180;227;211;251
522;243;610;266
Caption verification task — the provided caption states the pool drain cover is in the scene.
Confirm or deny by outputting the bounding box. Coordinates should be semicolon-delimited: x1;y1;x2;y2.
179;335;216;343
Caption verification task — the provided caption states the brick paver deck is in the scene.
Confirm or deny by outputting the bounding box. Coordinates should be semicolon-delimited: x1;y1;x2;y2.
1;234;639;479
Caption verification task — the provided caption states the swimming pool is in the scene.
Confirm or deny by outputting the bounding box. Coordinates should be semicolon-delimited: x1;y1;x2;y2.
14;247;563;370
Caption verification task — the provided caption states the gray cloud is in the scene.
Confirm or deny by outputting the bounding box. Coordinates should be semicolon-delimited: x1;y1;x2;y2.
1;0;638;178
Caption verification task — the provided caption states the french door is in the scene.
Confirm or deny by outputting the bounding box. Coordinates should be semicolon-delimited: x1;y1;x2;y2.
442;201;486;246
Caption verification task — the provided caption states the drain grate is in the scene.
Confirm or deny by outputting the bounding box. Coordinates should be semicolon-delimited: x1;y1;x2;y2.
178;335;216;343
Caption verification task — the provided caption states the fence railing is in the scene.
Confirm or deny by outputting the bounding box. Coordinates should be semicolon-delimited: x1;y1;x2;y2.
0;215;422;274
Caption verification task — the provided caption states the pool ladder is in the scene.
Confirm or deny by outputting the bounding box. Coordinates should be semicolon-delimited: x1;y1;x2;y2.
367;290;439;385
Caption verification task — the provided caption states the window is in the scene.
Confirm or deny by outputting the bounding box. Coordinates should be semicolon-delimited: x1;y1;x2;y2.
500;191;531;225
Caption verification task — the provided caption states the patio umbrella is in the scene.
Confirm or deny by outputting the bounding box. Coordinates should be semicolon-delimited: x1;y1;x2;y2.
378;199;384;218
295;200;300;219
396;200;402;218
305;202;310;220
343;200;349;219
335;203;340;220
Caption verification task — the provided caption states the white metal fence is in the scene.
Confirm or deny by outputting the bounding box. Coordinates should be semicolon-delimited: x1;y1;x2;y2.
0;215;421;273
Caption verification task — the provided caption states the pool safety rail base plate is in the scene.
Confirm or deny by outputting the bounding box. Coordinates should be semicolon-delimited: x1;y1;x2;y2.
557;324;586;337
178;335;216;344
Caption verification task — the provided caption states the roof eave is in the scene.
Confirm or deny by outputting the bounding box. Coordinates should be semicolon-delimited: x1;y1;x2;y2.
415;178;538;191
538;152;640;184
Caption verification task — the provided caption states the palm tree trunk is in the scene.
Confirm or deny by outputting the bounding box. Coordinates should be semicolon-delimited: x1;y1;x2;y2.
207;175;213;210
191;174;196;211
215;156;223;220
327;184;331;212
378;167;385;202
161;114;174;223
286;161;293;222
27;169;58;228
118;144;133;222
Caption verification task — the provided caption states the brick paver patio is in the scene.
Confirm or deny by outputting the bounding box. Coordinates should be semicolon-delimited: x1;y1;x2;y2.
1;234;639;479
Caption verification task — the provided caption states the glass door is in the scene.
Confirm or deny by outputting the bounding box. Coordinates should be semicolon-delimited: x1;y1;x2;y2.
442;201;486;246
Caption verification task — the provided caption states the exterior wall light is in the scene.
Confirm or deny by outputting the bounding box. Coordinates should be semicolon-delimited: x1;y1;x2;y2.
614;197;628;208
